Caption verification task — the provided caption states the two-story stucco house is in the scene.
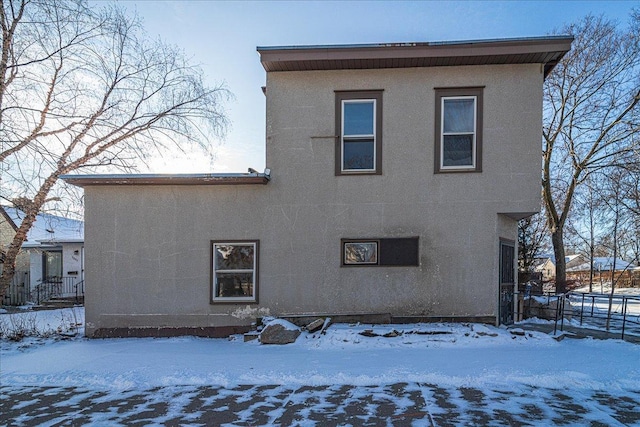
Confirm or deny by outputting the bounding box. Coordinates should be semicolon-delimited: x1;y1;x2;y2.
62;36;573;338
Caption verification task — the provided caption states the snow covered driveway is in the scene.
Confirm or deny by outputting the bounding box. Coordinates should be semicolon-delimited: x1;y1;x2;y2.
1;308;640;425
2;382;639;426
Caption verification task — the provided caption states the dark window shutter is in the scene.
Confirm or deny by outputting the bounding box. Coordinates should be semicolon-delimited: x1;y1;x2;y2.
379;237;419;266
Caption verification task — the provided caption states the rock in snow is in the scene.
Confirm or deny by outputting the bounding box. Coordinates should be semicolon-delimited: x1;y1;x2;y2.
259;319;301;344
305;318;325;333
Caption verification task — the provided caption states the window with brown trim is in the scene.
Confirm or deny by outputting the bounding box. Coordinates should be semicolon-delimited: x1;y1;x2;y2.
434;87;483;173
335;90;383;175
211;240;258;303
341;237;419;266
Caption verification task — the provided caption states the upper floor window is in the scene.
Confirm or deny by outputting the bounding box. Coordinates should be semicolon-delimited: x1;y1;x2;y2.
335;90;383;175
434;87;483;173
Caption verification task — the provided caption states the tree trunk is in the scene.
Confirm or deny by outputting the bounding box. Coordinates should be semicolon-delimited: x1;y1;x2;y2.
589;244;594;293
606;203;619;331
551;229;567;294
0;210;38;301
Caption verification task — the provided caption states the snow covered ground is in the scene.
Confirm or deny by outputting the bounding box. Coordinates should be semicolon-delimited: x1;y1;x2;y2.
1;307;639;425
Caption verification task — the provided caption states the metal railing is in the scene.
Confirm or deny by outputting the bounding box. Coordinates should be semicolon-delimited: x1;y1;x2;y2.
566;292;640;339
523;290;640;340
33;277;85;305
522;291;564;320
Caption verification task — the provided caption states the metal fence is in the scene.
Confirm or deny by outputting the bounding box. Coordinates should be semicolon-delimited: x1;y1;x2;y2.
566;292;640;339
523;291;640;340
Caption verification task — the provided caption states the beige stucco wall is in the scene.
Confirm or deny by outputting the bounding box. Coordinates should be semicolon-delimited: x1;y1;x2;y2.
83;63;542;336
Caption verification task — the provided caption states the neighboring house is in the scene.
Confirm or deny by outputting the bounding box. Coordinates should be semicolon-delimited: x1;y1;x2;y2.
1;206;84;305
567;257;637;274
62;36;573;337
531;257;554;282
533;254;581;281
567;257;640;289
1;206;30;305
0;206;19;268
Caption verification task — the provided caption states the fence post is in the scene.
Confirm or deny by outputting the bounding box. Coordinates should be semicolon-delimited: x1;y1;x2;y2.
621;297;627;340
553;303;557;335
560;295;565;332
580;293;584;326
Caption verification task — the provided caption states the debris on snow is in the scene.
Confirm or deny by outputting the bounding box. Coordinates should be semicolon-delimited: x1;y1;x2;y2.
305;318;325;333
319;317;332;335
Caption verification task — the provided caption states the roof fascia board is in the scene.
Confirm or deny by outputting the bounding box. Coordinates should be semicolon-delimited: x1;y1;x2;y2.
259;38;573;61
61;173;271;188
257;36;574;52
258;37;574;75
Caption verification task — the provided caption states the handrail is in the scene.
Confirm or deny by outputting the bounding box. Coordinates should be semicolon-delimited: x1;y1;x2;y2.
564;291;640;339
33;276;85;305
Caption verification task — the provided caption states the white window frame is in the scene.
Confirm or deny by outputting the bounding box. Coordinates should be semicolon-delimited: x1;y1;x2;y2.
211;241;257;303
440;95;477;171
341;99;377;173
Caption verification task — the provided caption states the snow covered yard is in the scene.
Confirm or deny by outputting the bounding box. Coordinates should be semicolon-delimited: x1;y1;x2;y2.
1;308;639;426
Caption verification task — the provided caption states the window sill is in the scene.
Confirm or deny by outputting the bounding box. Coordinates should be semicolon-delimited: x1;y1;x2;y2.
435;168;482;174
211;298;258;304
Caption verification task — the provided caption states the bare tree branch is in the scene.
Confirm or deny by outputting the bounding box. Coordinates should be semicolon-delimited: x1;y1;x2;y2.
542;13;640;292
0;0;230;298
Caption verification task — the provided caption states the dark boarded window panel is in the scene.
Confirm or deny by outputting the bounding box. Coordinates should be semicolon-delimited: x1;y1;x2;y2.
379;237;419;266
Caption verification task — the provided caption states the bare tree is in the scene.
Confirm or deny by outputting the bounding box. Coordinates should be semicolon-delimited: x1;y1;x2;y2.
542;12;640;293
566;175;607;292
0;0;229;299
517;211;548;274
616;165;640;265
599;169;630;330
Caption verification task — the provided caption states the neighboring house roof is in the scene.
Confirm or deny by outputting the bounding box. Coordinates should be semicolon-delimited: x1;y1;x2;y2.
61;172;270;187
530;258;547;269
2;206;84;248
257;36;573;77
567;257;637;272
535;254;581;266
532;258;553;271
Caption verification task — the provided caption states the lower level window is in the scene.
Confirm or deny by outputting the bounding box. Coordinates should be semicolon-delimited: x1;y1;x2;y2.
341;237;419;267
344;241;378;265
211;240;258;303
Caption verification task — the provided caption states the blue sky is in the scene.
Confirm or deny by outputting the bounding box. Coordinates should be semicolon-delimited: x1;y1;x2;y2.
118;1;637;173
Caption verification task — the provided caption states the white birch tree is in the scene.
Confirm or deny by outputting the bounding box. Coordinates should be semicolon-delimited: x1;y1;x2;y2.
0;0;229;299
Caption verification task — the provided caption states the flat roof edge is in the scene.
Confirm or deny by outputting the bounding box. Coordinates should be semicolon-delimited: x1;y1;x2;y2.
258;36;573;75
61;173;271;187
257;35;574;52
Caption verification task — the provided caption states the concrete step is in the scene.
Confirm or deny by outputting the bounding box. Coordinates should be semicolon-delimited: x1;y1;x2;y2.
40;297;84;308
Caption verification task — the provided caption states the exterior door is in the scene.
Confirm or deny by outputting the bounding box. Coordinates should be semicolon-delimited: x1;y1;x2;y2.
42;250;63;282
499;240;515;325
